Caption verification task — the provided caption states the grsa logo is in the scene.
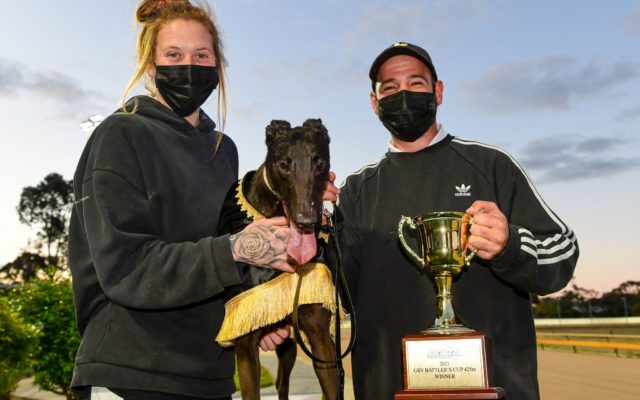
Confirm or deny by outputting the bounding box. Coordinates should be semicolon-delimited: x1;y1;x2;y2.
427;349;461;359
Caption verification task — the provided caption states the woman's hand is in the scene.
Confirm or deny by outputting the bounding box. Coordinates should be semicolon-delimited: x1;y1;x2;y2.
229;216;295;272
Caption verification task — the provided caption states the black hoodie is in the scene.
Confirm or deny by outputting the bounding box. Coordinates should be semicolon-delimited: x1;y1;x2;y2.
68;96;241;397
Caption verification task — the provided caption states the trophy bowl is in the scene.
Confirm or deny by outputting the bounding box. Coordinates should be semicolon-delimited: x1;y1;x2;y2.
398;211;476;334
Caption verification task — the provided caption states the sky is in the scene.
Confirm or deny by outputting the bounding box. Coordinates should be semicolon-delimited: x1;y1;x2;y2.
0;0;638;294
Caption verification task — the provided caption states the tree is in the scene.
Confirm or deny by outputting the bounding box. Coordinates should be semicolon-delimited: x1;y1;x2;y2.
616;281;640;296
599;280;640;317
0;251;47;283
9;277;80;400
558;283;599;317
533;282;600;318
16;173;74;268
0;297;36;399
533;297;558;318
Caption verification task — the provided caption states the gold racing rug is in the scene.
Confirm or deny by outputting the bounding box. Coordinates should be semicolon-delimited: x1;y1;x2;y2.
216;262;345;347
215;172;345;347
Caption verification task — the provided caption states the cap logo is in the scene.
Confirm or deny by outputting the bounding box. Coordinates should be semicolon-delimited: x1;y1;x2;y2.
393;42;409;47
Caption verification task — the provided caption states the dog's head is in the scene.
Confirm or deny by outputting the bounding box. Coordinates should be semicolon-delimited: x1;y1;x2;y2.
264;118;330;264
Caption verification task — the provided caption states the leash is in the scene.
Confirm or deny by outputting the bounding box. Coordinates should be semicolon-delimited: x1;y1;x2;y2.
291;205;356;400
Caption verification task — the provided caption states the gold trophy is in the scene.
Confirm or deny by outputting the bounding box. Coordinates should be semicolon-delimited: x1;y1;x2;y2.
395;211;504;399
398;211;475;334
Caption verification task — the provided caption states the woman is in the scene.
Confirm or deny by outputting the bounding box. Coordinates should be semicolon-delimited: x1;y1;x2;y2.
68;1;297;399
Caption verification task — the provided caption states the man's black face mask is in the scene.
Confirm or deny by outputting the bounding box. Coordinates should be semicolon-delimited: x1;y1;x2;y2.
377;90;437;142
155;65;219;117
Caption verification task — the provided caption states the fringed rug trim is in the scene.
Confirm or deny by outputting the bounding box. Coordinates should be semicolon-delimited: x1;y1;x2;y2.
216;262;345;347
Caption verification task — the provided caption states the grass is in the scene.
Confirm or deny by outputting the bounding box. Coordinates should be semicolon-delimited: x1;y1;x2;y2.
537;342;640;358
536;326;640;358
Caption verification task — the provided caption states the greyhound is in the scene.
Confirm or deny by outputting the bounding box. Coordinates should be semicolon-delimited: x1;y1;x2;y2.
217;119;338;400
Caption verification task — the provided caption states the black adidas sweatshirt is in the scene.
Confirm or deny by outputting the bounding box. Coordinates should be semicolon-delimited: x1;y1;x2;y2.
337;132;578;400
68;96;241;397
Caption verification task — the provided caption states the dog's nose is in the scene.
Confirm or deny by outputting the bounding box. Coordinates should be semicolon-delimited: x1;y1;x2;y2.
295;214;317;230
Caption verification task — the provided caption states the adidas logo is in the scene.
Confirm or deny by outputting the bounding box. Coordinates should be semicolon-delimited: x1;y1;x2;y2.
455;184;471;197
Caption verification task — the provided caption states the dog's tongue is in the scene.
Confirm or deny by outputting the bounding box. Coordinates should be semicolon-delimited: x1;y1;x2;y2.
287;219;317;265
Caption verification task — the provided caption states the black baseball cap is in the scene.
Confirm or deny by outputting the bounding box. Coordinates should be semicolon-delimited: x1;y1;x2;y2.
369;42;438;88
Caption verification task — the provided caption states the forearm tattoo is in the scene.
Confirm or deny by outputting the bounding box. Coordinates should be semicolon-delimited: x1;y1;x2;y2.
230;224;287;268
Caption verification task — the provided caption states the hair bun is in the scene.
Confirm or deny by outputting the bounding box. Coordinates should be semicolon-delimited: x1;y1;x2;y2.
136;0;166;23
136;0;194;23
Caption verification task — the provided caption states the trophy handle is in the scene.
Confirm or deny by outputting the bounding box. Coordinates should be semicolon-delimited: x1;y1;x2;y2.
398;216;426;267
465;248;479;266
462;213;477;266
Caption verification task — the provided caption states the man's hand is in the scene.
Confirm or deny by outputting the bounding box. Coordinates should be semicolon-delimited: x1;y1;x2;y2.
259;325;290;351
466;201;509;261
321;172;340;226
230;216;295;273
322;171;340;202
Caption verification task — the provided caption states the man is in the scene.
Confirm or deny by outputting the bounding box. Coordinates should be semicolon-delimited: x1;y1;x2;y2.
337;42;578;399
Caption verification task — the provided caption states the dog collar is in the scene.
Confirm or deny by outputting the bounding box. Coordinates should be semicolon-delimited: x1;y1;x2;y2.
262;168;281;199
235;177;265;221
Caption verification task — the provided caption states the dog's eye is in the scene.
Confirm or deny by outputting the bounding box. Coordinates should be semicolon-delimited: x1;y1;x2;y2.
278;160;290;171
316;160;326;169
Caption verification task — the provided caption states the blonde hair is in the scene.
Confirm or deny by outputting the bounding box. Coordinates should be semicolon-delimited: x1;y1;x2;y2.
122;0;228;133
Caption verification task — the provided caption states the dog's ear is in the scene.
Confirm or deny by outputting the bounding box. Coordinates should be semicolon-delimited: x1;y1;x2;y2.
302;118;330;145
266;120;291;146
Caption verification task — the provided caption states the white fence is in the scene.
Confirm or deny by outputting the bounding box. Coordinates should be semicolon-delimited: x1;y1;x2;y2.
535;316;640;327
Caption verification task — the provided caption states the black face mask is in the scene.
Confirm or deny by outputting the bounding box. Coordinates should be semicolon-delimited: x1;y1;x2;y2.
377;90;437;142
155;65;219;117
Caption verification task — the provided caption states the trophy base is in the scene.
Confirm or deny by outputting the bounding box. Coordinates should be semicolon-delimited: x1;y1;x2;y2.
394;387;505;399
422;324;475;335
402;332;492;391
